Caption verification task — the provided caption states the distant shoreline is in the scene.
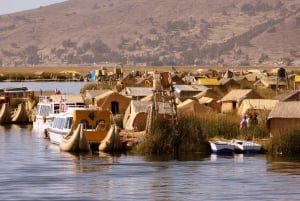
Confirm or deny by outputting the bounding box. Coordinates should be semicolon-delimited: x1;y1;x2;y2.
1;65;300;75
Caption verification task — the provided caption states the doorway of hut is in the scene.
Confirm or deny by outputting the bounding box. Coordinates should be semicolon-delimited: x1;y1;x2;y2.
111;101;119;115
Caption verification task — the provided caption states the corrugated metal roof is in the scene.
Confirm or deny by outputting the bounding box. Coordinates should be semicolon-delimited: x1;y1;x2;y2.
295;75;300;82
198;78;219;86
268;101;300;119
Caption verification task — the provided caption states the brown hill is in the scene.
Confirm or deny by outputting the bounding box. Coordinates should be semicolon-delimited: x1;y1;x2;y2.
0;0;299;67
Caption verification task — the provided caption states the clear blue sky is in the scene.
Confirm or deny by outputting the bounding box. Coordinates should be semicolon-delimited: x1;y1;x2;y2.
0;0;66;15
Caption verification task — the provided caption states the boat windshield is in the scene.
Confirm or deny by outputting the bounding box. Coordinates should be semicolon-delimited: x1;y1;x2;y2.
65;117;73;129
52;117;73;129
37;105;51;116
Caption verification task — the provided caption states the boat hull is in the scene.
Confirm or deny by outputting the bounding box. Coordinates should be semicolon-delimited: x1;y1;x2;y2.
32;117;53;138
231;140;262;154
209;141;234;155
47;128;68;145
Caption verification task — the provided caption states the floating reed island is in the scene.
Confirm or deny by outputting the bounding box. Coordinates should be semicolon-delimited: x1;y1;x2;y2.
1;66;300;156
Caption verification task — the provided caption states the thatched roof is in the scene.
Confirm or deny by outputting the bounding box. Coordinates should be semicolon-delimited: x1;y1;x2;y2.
220;89;253;102
259;76;287;87
237;99;279;116
273;90;300;101
95;90;131;106
193;88;221;100
198;97;214;104
268;101;300;119
120;87;153;97
84;89;111;100
177;99;213;114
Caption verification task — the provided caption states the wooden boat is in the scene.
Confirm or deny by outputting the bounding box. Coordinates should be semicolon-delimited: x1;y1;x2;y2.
59;123;89;152
0;103;11;124
32;95;84;137
46;107;115;152
209;140;234;155
230;139;262;154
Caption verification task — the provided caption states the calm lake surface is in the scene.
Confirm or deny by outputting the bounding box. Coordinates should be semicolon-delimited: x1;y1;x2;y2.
0;81;89;94
0;82;300;200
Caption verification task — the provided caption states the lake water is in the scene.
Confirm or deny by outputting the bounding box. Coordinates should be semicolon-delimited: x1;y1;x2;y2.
0;81;90;94
0;82;300;200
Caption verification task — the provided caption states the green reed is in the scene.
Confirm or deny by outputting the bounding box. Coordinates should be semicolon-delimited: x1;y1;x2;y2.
267;128;300;156
137;115;210;154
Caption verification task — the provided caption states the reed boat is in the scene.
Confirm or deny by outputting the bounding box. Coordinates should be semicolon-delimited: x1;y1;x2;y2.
46;107;116;152
0;86;34;125
11;103;29;124
59;123;89;152
0;103;11;124
0;102;30;124
99;124;122;152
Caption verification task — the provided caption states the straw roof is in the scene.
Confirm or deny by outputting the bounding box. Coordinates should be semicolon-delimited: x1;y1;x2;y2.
49;94;84;103
268;101;300;119
273;90;300;101
237;99;279;116
220;89;253;102
193;88;221;100
177;99;213;114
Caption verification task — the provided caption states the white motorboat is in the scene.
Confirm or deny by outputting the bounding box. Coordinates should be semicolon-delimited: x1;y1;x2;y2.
209;140;234;155
32;95;84;137
231;139;262;154
46;107;115;152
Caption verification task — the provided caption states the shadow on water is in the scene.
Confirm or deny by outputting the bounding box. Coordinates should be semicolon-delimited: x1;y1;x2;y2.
139;152;211;162
266;155;300;175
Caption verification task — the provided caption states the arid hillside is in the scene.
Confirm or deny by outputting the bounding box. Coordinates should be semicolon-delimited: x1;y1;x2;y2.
0;0;300;67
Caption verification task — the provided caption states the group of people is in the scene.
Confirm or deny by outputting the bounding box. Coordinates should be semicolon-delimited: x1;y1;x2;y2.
240;114;258;129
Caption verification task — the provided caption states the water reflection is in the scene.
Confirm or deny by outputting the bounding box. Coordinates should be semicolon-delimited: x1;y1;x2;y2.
266;156;300;175
2;122;300;200
142;152;210;162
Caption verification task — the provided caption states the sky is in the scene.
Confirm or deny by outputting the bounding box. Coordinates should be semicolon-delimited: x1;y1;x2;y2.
0;0;66;15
